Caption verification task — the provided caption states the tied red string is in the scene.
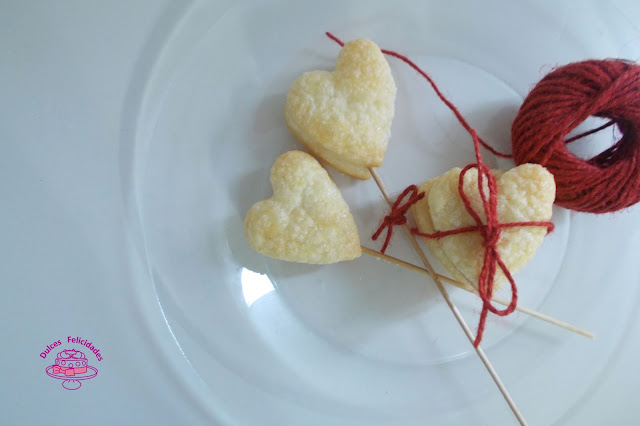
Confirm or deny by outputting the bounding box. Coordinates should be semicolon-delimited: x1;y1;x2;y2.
372;185;424;253
412;164;554;346
326;32;554;347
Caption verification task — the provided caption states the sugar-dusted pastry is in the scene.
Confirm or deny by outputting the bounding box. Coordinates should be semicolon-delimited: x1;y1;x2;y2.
284;38;396;180
244;150;361;264
411;164;555;290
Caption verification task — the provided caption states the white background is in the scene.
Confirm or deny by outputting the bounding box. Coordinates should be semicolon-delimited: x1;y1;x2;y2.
2;1;640;425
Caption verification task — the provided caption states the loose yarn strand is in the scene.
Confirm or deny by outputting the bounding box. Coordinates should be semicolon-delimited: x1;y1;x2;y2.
326;32;512;159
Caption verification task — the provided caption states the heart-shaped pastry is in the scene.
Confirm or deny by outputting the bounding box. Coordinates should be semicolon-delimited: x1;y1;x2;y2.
284;38;396;180
244;150;361;264
411;164;555;289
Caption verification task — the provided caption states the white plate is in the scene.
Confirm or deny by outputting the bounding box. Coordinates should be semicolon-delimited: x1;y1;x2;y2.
128;1;640;424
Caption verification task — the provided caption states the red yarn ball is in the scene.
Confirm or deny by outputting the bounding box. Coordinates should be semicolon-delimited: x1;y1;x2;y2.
511;59;640;213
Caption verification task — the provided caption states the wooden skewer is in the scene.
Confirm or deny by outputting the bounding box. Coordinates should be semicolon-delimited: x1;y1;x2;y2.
369;167;528;426
360;246;594;339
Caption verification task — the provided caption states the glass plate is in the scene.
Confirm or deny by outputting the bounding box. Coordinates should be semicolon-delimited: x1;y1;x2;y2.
128;0;640;423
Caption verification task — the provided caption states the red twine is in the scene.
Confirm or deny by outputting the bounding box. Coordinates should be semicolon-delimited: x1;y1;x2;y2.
371;185;424;253
326;32;510;159
326;32;555;347
512;59;640;213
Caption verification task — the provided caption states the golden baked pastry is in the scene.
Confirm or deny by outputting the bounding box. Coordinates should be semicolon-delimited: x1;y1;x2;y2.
284;38;396;179
411;164;555;290
244;150;361;264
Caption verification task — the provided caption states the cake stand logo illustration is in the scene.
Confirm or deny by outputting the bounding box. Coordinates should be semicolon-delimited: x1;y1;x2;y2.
45;348;98;390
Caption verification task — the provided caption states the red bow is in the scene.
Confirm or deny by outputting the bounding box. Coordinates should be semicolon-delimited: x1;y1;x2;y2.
372;185;424;254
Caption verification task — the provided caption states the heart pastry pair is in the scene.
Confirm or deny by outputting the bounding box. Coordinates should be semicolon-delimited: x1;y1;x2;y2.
244;38;556;292
245;37;395;263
